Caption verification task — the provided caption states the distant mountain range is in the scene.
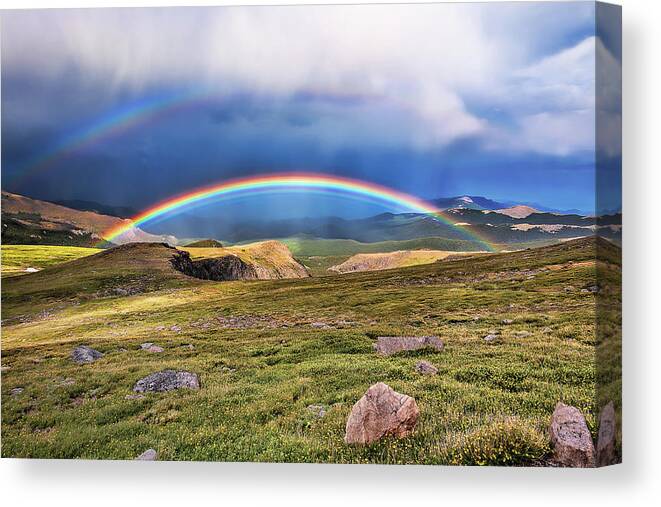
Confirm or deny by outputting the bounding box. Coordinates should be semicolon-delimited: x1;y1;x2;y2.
1;191;621;249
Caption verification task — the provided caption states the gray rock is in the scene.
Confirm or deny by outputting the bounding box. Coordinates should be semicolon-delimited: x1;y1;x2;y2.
71;345;104;364
133;370;200;392
597;401;618;466
345;382;419;444
549;402;595;467
135;449;158;461
414;360;438;375
307;404;327;418
10;387;24;396
483;334;498;343
501;319;513;325
374;336;444;356
141;343;164;353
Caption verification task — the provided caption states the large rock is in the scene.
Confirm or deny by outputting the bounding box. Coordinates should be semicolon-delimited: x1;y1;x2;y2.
345;382;419;444
597;401;618;466
133;370;200;393
549;402;595;467
71;346;104;364
374;336;444;356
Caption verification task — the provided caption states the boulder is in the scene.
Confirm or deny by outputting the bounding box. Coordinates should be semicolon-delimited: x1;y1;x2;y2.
502;319;513;325
414;360;438;375
133;370;200;393
374;336;444;356
345;382;419;444
483;334;498;343
549;402;595;467
597;401;618;466
71;345;104;364
135;449;158;461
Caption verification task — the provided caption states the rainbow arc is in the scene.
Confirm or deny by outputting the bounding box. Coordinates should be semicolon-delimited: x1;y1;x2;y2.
99;173;496;251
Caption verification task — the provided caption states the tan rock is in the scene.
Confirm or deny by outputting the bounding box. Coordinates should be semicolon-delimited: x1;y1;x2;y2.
597;401;618;466
374;336;444;356
549;402;595;467
345;382;419;444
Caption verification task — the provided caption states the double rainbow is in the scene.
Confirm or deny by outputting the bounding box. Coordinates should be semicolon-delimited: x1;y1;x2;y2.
100;173;496;251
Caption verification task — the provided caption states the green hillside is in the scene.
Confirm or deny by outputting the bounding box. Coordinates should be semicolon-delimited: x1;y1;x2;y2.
1;237;621;464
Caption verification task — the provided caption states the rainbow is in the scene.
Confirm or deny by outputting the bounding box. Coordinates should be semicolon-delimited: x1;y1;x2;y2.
100;173;497;251
11;89;212;186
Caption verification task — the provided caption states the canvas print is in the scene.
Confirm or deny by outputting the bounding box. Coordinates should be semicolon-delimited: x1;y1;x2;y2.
1;2;621;466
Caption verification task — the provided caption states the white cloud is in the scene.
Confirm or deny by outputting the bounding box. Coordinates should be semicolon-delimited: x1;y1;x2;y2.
2;4;602;155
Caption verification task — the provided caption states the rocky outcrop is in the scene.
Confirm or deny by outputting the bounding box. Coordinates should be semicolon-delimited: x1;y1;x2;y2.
71;345;104;364
345;382;419;444
171;251;258;281
133;370;200;392
549;402;595;467
374;336;445;356
597;401;618;466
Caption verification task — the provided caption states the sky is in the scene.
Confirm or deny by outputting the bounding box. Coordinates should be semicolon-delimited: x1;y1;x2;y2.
1;2;622;221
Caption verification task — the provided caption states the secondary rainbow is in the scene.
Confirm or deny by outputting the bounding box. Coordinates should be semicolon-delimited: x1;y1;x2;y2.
100;173;497;251
11;89;212;186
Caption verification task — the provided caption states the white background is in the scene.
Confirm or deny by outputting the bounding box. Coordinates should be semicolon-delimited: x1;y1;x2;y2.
1;1;658;506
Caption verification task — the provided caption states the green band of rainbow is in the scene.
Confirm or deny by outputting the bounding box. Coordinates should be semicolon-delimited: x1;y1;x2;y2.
100;173;496;251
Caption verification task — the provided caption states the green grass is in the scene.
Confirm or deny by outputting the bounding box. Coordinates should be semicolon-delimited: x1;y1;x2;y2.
0;237;621;464
1;245;101;277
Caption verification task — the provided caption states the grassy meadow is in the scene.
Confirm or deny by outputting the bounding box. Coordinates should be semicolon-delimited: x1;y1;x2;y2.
1;245;101;277
0;238;621;464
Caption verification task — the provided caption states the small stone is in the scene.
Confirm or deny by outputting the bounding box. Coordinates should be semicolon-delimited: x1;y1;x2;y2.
71;346;104;364
133;370;200;392
514;331;532;338
125;394;146;400
1;365;10;372
483;334;498;343
170;325;181;333
564;286;575;292
135;449;158;461
374;336;444;356
307;404;327;418
310;322;330;329
55;378;76;387
597;401;618;466
501;319;513;325
414;360;438;375
140;342;164;353
10;387;24;396
549;402;595;467
345;382;419;444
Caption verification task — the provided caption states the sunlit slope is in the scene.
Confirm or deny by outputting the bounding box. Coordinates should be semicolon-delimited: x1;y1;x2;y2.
328;250;483;273
1;245;101;277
